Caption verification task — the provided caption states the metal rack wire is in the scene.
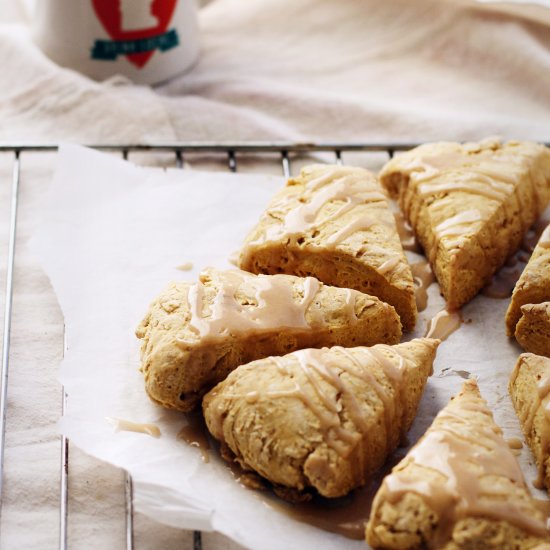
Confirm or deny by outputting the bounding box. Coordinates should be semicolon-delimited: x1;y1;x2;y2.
0;141;426;549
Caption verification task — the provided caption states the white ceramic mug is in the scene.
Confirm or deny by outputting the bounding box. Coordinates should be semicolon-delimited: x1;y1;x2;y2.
32;0;200;84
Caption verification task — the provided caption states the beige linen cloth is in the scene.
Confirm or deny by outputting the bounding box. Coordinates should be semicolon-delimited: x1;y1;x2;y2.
0;0;549;548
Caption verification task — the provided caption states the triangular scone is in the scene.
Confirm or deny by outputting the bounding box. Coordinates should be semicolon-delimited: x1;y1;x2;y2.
510;353;550;493
203;338;439;498
516;303;550;357
506;224;550;336
367;379;549;549
136;268;401;412
380;139;550;311
238;164;418;331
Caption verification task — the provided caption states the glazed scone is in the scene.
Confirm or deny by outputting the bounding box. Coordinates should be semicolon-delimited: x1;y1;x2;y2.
380;139;550;311
509;353;550;492
238;164;418;331
136;268;401;411
203;338;439;498
506;225;550;336
366;379;549;549
516;303;550;357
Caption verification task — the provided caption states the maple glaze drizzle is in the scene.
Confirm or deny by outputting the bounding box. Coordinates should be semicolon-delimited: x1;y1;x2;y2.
266;345;412;458
393;211;421;252
379;380;549;546
270;454;403;540
424;309;462;341
280;169;387;244
178;411;211;463
176;262;193;271
410;260;435;312
430;209;484;262
377;255;402;276
404;144;524;201
417;171;512;202
242;166;395;258
482;254;526;299
186;269;355;340
106;417;161;438
217;445;267;491
210;342;437;463
335;346;407;453
207;341;437;539
325;214;381;245
382;142;550;276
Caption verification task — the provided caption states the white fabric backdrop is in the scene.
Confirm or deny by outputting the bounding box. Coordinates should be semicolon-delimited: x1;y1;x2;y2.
1;0;550;143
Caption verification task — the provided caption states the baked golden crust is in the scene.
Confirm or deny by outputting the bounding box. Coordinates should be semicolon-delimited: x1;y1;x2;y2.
238;164;417;331
509;353;550;494
367;379;549;549
136;268;401;411
379;139;550;311
515;303;550;357
203;338;438;498
506;225;550;337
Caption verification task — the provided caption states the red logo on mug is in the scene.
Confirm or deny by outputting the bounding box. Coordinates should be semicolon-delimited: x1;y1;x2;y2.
91;0;179;67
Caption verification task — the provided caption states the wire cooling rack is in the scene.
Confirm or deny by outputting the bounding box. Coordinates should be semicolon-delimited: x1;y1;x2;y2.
0;141;427;550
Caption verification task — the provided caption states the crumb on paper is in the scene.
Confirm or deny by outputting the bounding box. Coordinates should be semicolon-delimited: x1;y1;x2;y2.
176;262;193;271
106;417;161;438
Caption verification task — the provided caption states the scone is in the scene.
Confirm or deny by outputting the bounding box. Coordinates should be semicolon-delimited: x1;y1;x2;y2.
506;224;550;336
203;338;439;498
238;164;418;331
509;352;550;492
367;379;549;549
136;268;401;411
379;139;550;311
516;303;550;357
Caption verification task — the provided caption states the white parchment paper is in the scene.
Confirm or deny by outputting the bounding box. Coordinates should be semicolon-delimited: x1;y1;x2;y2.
30;144;546;550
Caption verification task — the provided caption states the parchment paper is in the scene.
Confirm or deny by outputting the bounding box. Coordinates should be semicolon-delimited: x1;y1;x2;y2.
30;144;546;550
